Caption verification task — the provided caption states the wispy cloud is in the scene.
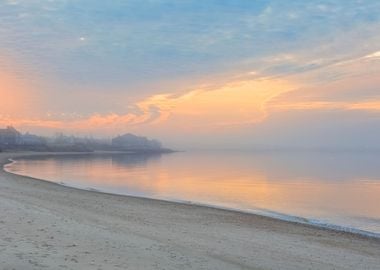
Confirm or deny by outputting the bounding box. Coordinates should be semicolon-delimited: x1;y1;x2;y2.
0;77;295;132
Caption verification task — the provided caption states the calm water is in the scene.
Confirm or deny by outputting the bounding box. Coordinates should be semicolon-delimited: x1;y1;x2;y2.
5;151;380;236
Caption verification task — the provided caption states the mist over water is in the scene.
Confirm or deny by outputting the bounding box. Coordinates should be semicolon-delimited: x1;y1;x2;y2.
6;150;380;235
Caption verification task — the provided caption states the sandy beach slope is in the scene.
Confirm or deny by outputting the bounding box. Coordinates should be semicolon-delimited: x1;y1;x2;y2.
0;152;379;270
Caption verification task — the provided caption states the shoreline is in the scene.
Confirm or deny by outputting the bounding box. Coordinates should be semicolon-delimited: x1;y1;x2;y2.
1;151;379;269
4;152;380;240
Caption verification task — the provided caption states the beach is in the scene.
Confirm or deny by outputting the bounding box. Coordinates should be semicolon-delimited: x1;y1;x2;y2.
1;152;379;270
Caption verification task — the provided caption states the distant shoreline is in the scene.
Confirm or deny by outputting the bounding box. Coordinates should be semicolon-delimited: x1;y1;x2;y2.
1;151;379;269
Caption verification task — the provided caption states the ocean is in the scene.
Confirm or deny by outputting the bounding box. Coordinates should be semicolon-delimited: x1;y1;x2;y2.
5;150;380;237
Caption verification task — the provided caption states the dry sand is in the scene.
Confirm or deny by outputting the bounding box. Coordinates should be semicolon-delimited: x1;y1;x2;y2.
0;152;379;270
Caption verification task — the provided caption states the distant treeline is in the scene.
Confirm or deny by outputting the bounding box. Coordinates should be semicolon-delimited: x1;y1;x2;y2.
0;126;172;153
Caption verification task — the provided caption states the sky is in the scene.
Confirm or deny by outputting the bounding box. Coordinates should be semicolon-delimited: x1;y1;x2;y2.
0;0;380;149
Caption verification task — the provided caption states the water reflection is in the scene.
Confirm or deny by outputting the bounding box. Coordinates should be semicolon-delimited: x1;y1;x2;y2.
111;153;162;167
7;150;380;234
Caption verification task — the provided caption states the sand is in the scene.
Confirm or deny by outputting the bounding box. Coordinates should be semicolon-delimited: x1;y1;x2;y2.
0;152;379;270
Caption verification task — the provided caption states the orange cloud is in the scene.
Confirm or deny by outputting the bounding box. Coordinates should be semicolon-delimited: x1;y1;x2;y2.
271;101;380;112
136;78;298;130
260;48;380;119
2;60;379;136
348;101;380;111
0;77;298;133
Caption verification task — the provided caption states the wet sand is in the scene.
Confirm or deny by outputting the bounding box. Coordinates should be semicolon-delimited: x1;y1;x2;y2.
0;152;379;270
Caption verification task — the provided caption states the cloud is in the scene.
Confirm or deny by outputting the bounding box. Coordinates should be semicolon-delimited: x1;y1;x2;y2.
365;51;380;59
1;0;380;93
1;0;380;147
0;76;298;134
271;101;380;112
1;45;380;137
